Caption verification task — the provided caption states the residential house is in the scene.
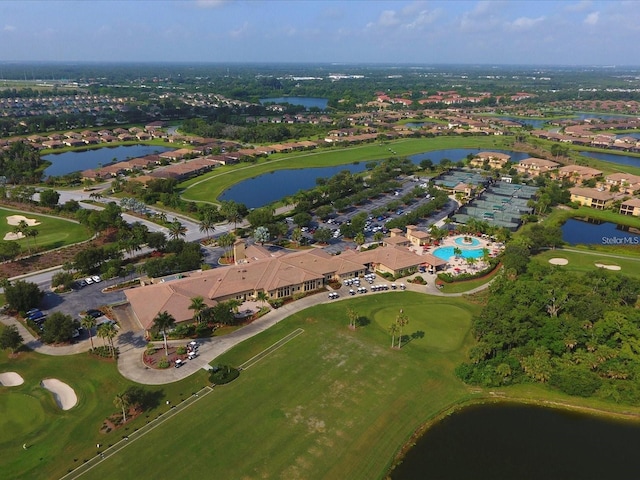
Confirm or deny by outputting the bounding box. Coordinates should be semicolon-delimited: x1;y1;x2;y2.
569;187;618;210
620;198;640;217
553;165;602;184
515;157;559;177
469;151;511;169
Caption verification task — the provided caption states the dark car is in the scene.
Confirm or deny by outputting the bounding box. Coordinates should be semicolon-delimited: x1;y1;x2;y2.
85;309;103;319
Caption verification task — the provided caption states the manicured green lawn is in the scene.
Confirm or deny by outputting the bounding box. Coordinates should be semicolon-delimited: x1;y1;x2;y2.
0;207;91;252
533;247;640;278
0;350;209;480
82;292;481;480
180;136;515;204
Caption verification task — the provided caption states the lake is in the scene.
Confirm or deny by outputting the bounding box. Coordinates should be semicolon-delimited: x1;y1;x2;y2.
391;403;640;480
42;144;175;177
561;218;640;245
259;96;328;110
218;163;369;208
408;148;530;165
579;151;640;168
220;149;531;208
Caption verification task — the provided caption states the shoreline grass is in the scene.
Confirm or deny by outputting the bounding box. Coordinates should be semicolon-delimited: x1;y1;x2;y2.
179;136;515;204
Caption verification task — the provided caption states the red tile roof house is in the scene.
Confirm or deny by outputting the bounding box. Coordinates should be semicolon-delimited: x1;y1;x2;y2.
620;198;640;217
603;173;640;194
552;165;603;184
469;152;511;169
515;157;560;177
569;187;619;210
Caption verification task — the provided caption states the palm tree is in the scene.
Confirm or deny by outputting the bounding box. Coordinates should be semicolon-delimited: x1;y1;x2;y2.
396;310;409;349
256;291;269;308
199;216;216;240
347;307;358;330
354;232;365;249
97;322;117;358
81;315;97;349
389;322;399;348
188;296;206;324
27;228;39;250
290;227;303;247
217;232;236;261
114;392;130;424
153;311;176;356
466;256;478;270
167;220;187;241
453;246;462;258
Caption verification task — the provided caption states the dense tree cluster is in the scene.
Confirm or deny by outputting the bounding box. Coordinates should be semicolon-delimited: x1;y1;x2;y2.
0;142;46;184
457;264;640;404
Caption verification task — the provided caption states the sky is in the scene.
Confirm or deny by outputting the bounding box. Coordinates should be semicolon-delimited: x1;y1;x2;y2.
0;0;638;65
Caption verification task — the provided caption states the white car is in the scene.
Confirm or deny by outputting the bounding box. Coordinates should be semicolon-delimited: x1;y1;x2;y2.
85;277;93;285
92;275;102;283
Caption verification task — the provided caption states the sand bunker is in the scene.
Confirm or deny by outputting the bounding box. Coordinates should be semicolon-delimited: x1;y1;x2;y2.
41;379;77;410
0;371;25;386
595;263;622;271
3;232;24;241
548;258;569;266
6;214;41;227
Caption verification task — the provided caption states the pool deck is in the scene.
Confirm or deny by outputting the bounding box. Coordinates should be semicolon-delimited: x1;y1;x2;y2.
414;234;503;276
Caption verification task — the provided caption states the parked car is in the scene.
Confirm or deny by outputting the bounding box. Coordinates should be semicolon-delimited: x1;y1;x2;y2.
92;275;102;283
27;310;46;322
85;277;94;285
85;309;103;319
175;359;184;368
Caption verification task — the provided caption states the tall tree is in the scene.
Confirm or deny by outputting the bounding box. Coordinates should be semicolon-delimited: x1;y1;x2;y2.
188;296;207;324
0;325;23;354
198;216;216;240
347;307;358;330
396;310;409;349
167;220;187;241
97;322;118;358
81;315;97;349
153;311;176;356
114;392;130;424
389;322;399;349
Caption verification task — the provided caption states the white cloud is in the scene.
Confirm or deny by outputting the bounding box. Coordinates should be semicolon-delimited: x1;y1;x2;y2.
229;21;249;38
507;16;545;30
405;9;440;29
584;11;600;25
377;10;401;27
3;25;16;32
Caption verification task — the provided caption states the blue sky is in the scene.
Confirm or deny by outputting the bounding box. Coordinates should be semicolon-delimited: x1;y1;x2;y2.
1;0;638;65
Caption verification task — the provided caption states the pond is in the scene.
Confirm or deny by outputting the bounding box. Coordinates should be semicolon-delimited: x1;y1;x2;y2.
220;149;531;208
408;148;530;165
42;144;175;177
391;403;640;480
561;218;640;245
579;151;640;168
218;163;369;208
259;96;328;110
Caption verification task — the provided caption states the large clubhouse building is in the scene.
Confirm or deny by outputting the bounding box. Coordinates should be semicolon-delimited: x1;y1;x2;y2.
125;241;445;331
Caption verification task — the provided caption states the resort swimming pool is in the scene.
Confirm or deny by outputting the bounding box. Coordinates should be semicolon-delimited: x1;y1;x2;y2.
433;246;485;261
454;237;481;247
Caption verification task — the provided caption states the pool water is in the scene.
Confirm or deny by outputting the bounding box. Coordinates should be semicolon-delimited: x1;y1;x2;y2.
433;246;484;261
454;237;481;247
